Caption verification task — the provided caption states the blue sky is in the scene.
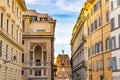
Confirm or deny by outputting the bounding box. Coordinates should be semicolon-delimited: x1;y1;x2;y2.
25;0;86;58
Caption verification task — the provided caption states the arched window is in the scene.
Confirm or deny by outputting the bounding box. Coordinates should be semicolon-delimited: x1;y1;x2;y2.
34;46;42;66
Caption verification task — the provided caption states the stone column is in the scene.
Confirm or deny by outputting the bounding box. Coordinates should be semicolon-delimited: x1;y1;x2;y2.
42;51;44;76
42;51;44;66
32;69;34;77
33;52;35;67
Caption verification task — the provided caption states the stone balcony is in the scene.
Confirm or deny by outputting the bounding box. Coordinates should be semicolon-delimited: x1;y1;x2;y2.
23;62;51;69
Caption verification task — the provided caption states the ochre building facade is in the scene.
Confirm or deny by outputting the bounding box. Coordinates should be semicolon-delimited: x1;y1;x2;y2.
71;0;112;80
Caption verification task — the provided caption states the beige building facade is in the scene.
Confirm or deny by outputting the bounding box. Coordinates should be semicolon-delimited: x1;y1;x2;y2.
0;0;26;80
22;10;56;80
55;50;72;80
70;9;88;80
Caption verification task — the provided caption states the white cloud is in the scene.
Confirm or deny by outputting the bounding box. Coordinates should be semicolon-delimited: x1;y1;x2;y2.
25;0;85;12
25;0;38;4
55;0;85;12
55;36;71;44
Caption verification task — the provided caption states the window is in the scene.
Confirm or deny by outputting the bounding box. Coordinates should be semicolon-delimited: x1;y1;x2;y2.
119;34;120;48
29;69;32;75
12;0;14;10
97;0;100;8
89;64;92;70
95;43;98;54
106;38;110;50
99;60;103;70
22;40;24;44
112;57;117;71
98;16;101;27
20;12;21;21
30;29;46;32
96;61;99;71
31;16;37;21
11;48;13;61
118;14;120;27
44;69;46;76
16;29;18;40
22;53;24;63
117;0;120;6
111;18;115;30
105;11;109;23
96;42;102;53
36;59;41;66
111;1;114;10
92;45;95;55
91;23;93;32
39;70;41;76
40;17;47;21
99;42;102;53
22;20;25;32
107;58;111;69
35;70;37;76
94;4;97;12
94;2;98;12
0;13;3;27
6;45;8;59
92;62;94;71
35;70;41;76
88;48;91;57
7;19;9;32
0;41;2;57
11;24;13;36
17;7;19;18
19;33;21;42
94;19;97;30
22;70;24;75
7;0;9;4
111;36;116;50
88;27;90;35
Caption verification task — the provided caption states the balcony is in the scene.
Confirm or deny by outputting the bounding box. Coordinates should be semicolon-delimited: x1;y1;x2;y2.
23;62;50;68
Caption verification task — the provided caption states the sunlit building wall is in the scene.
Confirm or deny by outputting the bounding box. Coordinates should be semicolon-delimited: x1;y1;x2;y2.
22;10;56;80
0;0;26;80
85;0;112;80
